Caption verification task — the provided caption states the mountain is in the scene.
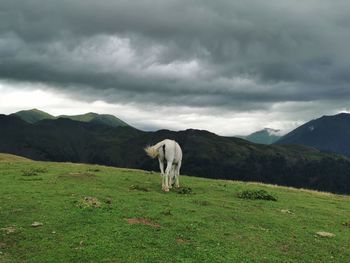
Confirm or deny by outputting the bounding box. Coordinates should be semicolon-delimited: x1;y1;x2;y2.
58;112;129;127
0;114;350;194
12;109;55;123
238;128;282;144
13;109;130;127
276;113;350;156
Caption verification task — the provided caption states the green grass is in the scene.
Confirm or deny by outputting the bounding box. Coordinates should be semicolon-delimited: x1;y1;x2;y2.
0;154;349;262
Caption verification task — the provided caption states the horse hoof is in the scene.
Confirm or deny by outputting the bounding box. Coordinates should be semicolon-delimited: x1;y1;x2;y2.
164;188;169;192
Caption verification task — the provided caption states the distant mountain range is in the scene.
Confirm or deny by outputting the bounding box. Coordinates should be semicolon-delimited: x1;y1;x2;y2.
1;112;350;194
12;109;129;127
276;113;350;156
237;128;282;144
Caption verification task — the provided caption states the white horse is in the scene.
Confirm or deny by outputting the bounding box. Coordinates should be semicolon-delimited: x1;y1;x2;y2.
144;139;182;192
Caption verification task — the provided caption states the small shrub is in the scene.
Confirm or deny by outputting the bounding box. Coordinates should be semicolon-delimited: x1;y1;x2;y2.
87;168;100;172
34;167;48;173
237;189;277;201
105;197;112;204
22;169;38;176
21;167;48;176
175;187;193;195
76;197;101;209
342;221;350;227
129;185;149;192
161;210;172;216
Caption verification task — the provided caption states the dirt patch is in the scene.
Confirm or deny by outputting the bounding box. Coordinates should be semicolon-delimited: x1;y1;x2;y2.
1;226;16;234
280;244;290;252
176;238;190;244
126;218;160;228
0;242;8;248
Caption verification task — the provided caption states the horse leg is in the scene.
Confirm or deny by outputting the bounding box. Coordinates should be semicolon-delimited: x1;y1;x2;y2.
168;169;172;189
158;158;164;176
169;164;176;189
162;174;166;191
175;161;181;188
164;161;172;192
158;158;165;190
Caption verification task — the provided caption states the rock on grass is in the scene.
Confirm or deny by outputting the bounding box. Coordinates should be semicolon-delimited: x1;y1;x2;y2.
31;222;43;227
316;231;335;238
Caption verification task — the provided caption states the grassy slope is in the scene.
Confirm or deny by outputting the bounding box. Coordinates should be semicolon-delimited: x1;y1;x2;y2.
12;109;55;124
58;112;129;127
0;154;349;263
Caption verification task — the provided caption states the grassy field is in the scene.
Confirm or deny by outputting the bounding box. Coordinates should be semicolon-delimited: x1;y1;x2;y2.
0;153;349;262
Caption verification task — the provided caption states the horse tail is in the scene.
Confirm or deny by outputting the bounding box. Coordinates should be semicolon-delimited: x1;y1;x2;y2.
144;140;166;159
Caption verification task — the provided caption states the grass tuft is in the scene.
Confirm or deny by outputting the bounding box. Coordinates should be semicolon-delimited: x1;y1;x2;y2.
76;197;101;209
21;167;48;176
129;184;149;192
175;186;193;195
342;221;350;227
87;167;101;172
237;189;277;201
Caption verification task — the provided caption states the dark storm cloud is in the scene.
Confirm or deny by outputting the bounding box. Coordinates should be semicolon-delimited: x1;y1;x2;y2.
1;0;350;110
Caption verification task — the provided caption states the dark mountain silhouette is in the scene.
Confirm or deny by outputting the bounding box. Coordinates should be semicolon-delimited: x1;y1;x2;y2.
1;114;350;194
277;113;350;156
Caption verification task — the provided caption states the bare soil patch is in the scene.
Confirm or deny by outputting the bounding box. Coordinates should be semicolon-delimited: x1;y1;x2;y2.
1;226;16;234
176;238;190;244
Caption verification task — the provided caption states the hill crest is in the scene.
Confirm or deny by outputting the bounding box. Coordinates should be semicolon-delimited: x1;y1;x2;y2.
11;109;130;128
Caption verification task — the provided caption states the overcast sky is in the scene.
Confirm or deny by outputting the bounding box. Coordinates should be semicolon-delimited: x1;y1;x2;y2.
1;0;350;135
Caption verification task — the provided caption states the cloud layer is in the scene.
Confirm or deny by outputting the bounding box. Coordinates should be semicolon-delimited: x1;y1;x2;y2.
1;0;350;134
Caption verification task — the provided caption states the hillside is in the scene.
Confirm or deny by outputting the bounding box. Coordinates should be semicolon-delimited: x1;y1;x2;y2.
12;109;130;127
0;153;31;162
12;109;55;123
237;128;282;144
0;156;349;262
1;114;350;194
58;112;129;127
277;113;350;156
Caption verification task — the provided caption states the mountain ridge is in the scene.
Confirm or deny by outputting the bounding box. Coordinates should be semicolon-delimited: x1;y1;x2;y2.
1;114;350;194
11;109;130;128
276;112;350;156
236;128;282;144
